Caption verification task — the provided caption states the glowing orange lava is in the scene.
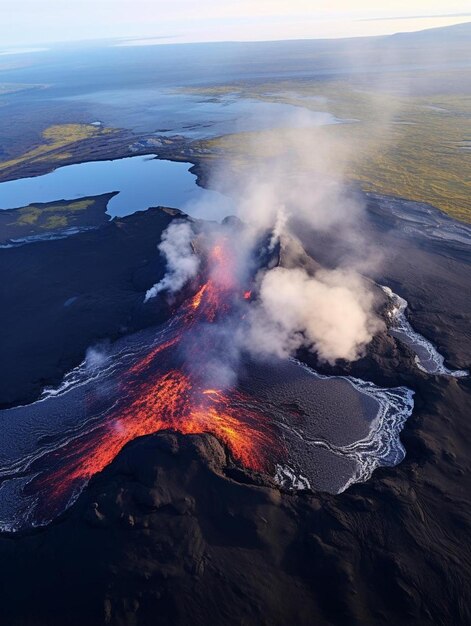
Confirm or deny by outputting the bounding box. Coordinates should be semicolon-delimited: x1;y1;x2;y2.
128;337;179;375
189;283;208;310
31;236;283;517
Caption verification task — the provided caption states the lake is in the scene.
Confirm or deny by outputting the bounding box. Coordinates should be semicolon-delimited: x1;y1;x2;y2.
63;90;341;137
0;155;234;219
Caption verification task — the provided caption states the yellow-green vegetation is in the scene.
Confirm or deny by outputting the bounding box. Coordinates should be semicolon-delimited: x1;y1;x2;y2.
12;198;95;229
0;123;117;172
36;151;73;162
43;215;68;229
0;196;110;244
16;206;41;225
188;81;471;222
346;108;471;222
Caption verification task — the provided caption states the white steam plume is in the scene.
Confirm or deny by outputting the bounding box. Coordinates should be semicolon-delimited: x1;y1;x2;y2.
145;221;199;302
148;108;389;374
268;206;288;251
243;266;384;364
188;117;388;367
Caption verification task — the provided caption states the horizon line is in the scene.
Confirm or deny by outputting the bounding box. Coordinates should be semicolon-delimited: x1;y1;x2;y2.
2;18;470;53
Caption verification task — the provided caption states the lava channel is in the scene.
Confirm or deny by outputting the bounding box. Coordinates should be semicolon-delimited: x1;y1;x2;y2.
25;236;284;524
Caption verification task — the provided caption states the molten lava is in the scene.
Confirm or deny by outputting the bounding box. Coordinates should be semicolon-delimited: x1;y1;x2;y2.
29;235;283;520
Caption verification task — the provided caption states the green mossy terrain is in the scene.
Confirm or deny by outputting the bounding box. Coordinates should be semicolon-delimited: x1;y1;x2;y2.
0;123;118;173
188;78;471;222
0;194;115;244
15;199;95;226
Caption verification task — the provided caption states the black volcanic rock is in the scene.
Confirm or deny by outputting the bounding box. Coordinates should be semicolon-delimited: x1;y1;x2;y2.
0;206;186;407
0;197;470;625
295;195;471;371
0;192;117;245
0;380;470;626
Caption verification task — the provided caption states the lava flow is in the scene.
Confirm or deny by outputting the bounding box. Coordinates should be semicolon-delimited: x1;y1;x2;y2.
27;235;283;523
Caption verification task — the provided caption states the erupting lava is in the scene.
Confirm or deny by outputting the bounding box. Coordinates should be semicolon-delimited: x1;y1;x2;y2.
28;236;282;522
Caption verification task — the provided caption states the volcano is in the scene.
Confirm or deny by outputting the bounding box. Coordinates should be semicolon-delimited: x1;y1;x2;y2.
0;197;469;626
0;223;413;531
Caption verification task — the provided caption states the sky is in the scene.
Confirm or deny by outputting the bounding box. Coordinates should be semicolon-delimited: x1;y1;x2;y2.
0;0;470;49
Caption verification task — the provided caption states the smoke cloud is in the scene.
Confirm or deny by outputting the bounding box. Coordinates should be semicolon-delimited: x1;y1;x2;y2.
147;108;389;383
85;344;109;371
196;121;386;368
145;221;199;302
243;266;383;363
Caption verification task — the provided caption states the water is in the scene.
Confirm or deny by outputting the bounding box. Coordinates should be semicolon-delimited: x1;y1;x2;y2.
63;90;341;137
367;193;471;249
0;155;233;217
0;226;96;249
382;286;468;377
243;358;414;494
0;316;414;532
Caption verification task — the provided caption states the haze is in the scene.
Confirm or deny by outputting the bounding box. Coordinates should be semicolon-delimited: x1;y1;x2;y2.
1;0;470;48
